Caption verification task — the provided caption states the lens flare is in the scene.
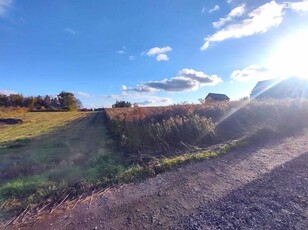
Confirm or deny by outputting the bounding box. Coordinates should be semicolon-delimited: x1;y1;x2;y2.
267;30;308;79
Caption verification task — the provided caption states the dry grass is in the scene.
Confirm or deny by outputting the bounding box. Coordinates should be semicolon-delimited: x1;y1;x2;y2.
105;100;308;156
0;111;88;143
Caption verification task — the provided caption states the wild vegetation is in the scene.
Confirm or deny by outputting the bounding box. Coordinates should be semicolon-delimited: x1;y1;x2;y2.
1;99;308;223
105;100;308;158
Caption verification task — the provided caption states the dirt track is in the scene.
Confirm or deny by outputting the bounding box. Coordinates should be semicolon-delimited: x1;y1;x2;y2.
15;129;308;230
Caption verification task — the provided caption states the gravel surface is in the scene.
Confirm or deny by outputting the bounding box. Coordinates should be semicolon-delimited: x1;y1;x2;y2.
11;130;308;230
180;152;308;230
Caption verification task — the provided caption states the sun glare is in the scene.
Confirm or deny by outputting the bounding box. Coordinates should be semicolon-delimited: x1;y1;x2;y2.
268;30;308;79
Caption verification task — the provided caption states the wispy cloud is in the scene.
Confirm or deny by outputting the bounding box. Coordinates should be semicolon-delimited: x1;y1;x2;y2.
231;65;273;82
64;28;76;35
289;0;308;14
0;0;13;17
129;55;135;61
212;4;245;28
116;46;127;54
116;50;126;54
201;1;283;51
209;5;220;14
123;68;222;93
74;91;90;97
122;84;158;93
135;97;172;106
102;92;172;107
0;89;17;95
144;46;172;62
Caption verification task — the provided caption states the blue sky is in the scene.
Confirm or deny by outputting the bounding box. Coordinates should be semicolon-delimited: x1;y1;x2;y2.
1;0;308;108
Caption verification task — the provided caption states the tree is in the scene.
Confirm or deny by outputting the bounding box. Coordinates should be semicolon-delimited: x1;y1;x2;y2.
75;99;83;109
51;97;60;109
57;91;81;111
0;94;9;107
24;96;36;110
9;94;24;107
43;95;52;108
112;100;132;108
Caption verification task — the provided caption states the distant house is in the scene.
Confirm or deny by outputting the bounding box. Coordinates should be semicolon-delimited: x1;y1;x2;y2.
205;93;230;101
251;77;308;99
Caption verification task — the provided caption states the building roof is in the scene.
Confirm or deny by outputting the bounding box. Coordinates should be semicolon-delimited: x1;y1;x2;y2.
251;77;308;99
205;93;230;100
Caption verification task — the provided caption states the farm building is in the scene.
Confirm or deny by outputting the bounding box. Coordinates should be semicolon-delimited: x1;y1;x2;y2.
205;93;230;101
250;77;308;99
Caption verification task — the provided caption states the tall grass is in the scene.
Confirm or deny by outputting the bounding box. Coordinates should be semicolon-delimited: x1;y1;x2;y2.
105;100;308;156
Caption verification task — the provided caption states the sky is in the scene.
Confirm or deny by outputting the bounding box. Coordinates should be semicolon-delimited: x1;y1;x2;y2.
1;0;308;108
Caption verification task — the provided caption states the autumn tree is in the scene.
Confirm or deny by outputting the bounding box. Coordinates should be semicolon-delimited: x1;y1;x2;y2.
57;91;82;110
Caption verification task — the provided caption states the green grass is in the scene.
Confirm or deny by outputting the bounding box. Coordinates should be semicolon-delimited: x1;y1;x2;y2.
0;112;88;144
0;111;106;219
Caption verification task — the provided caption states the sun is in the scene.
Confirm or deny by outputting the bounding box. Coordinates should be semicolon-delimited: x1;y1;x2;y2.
267;30;308;79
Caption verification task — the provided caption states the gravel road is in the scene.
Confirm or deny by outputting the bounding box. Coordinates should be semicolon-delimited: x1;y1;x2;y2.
14;130;308;230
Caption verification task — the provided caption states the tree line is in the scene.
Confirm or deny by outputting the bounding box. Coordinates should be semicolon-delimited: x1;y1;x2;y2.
0;91;82;111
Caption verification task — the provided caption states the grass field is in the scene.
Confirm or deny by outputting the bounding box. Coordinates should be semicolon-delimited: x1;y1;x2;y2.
0;111;115;219
0;111;88;144
0;110;235;221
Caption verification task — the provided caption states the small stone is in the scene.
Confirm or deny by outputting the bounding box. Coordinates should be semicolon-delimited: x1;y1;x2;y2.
127;215;132;224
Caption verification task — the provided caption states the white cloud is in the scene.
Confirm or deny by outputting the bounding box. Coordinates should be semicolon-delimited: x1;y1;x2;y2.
290;0;308;14
213;4;245;28
156;53;169;61
179;68;222;85
227;0;233;4
124;68;222;93
122;84;158;93
201;1;284;51
64;28;76;35
201;7;206;14
0;0;12;17
231;65;274;82
74;91;90;97
0;89;17;95
146;46;172;56
116;46;127;54
145;46;172;62
116;50;126;54
209;5;220;14
136;97;172;106
102;93;172;107
129;55;135;61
